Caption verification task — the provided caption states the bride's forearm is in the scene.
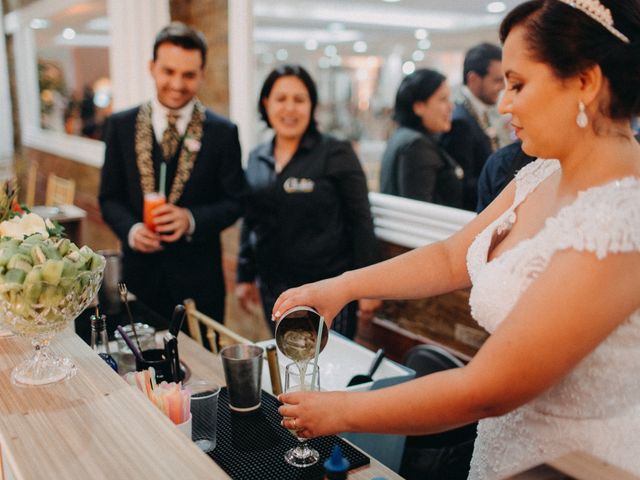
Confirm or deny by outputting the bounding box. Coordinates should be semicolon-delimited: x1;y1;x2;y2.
339;239;470;304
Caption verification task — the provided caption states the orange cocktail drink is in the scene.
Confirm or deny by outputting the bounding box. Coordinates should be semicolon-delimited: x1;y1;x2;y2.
143;192;166;232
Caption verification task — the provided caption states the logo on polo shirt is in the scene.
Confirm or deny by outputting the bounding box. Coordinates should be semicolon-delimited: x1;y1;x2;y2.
283;177;315;193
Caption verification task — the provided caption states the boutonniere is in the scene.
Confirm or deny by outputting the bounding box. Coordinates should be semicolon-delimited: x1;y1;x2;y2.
485;126;497;139
184;137;201;153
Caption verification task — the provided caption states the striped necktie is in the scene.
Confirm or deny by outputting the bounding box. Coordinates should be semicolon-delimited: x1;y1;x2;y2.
161;112;181;160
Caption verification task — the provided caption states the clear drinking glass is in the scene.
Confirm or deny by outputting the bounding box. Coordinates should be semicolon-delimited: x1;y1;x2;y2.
283;362;320;468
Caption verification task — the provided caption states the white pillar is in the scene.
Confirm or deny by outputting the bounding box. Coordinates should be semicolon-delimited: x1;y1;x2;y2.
0;1;15;165
107;0;170;112
228;0;255;162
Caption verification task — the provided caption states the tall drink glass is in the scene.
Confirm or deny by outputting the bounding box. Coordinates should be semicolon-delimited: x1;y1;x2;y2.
283;362;320;468
143;192;166;232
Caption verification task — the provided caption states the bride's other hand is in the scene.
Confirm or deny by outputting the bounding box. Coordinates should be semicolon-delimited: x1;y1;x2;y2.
278;390;348;438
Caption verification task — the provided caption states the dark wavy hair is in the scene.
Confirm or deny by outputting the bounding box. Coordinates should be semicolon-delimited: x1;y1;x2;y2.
258;65;318;134
153;22;208;68
463;43;502;85
500;0;640;120
393;68;446;132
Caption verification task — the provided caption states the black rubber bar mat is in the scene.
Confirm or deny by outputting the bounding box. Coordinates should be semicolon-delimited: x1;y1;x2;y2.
208;388;370;479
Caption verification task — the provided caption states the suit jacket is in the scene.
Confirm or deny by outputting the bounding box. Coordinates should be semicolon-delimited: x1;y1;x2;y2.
380;126;463;208
441;103;493;211
99;105;245;321
476;141;535;212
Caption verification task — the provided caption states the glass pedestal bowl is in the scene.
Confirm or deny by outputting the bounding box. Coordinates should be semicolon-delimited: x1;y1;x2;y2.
0;267;104;386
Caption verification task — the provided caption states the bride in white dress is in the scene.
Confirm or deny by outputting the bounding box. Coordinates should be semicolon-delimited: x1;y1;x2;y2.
274;0;640;478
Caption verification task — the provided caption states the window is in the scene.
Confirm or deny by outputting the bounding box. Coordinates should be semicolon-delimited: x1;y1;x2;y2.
33;1;111;140
4;0;169;166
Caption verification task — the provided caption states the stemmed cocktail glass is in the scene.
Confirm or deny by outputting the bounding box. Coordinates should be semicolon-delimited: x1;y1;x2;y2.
283;362;320;467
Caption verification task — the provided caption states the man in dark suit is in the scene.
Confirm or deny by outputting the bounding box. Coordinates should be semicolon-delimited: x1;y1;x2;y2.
476;141;536;212
99;23;245;327
441;43;505;211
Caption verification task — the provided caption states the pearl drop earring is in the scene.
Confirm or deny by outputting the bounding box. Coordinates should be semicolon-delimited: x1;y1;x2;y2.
576;100;588;129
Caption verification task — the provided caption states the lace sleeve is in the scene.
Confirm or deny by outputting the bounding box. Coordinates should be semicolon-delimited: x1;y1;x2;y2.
513;159;559;204
546;178;640;259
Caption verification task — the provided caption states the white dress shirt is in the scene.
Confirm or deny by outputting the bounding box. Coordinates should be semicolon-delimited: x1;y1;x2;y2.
151;97;195;144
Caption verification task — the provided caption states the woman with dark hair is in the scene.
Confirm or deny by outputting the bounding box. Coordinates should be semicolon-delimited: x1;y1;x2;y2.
274;1;640;478
236;65;380;339
380;69;463;207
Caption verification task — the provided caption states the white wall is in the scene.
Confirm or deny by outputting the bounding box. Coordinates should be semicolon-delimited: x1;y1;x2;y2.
0;1;14;165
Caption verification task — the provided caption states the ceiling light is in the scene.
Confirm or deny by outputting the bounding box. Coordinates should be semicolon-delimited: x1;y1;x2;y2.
324;45;337;57
304;38;319;51
93;90;111;108
414;28;428;40
86;17;110;31
330;55;342;67
418;39;431;50
318;57;331;69
62;28;76;40
382;0;402;3
254;27;359;44
254;43;269;55
412;50;425;62
275;48;289;61
487;2;507;13
353;41;367;53
402;61;416;75
30;18;50;30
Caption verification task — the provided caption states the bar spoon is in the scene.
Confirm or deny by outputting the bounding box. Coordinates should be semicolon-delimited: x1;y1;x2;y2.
118;282;142;352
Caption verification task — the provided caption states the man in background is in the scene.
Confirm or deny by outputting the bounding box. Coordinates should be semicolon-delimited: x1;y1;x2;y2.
441;43;504;211
476;141;535;212
99;22;245;327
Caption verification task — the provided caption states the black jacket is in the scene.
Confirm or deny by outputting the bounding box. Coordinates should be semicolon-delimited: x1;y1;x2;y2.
380;126;463;208
441;103;493;211
99;105;245;321
237;132;379;286
476;141;535;212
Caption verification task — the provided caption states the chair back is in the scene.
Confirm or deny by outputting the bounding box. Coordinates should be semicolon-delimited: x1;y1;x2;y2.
400;344;476;480
402;344;464;377
45;174;75;206
25;162;38;207
184;298;252;353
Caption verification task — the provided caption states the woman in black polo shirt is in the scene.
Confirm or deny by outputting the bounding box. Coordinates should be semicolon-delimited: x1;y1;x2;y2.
235;65;379;338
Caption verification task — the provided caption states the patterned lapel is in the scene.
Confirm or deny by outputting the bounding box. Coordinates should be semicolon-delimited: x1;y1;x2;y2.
135;100;205;204
459;93;498;152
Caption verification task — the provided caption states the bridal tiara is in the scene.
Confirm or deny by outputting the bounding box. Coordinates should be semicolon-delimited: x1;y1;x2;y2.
557;0;630;43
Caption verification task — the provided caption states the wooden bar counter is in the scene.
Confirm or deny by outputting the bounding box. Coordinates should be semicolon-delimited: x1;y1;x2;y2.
0;330;402;480
0;330;223;480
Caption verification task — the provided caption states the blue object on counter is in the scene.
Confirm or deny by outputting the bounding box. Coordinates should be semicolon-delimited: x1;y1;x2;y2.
324;444;350;479
98;352;118;371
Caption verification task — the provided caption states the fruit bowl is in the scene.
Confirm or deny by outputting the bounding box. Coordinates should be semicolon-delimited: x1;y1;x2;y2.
0;234;105;385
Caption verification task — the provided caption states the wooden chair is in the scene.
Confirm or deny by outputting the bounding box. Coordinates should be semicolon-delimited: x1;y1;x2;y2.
25;162;38;207
184;298;252;353
45;174;75;206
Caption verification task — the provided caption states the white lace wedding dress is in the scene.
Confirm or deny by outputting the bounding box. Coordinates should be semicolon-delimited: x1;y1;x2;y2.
465;159;640;479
